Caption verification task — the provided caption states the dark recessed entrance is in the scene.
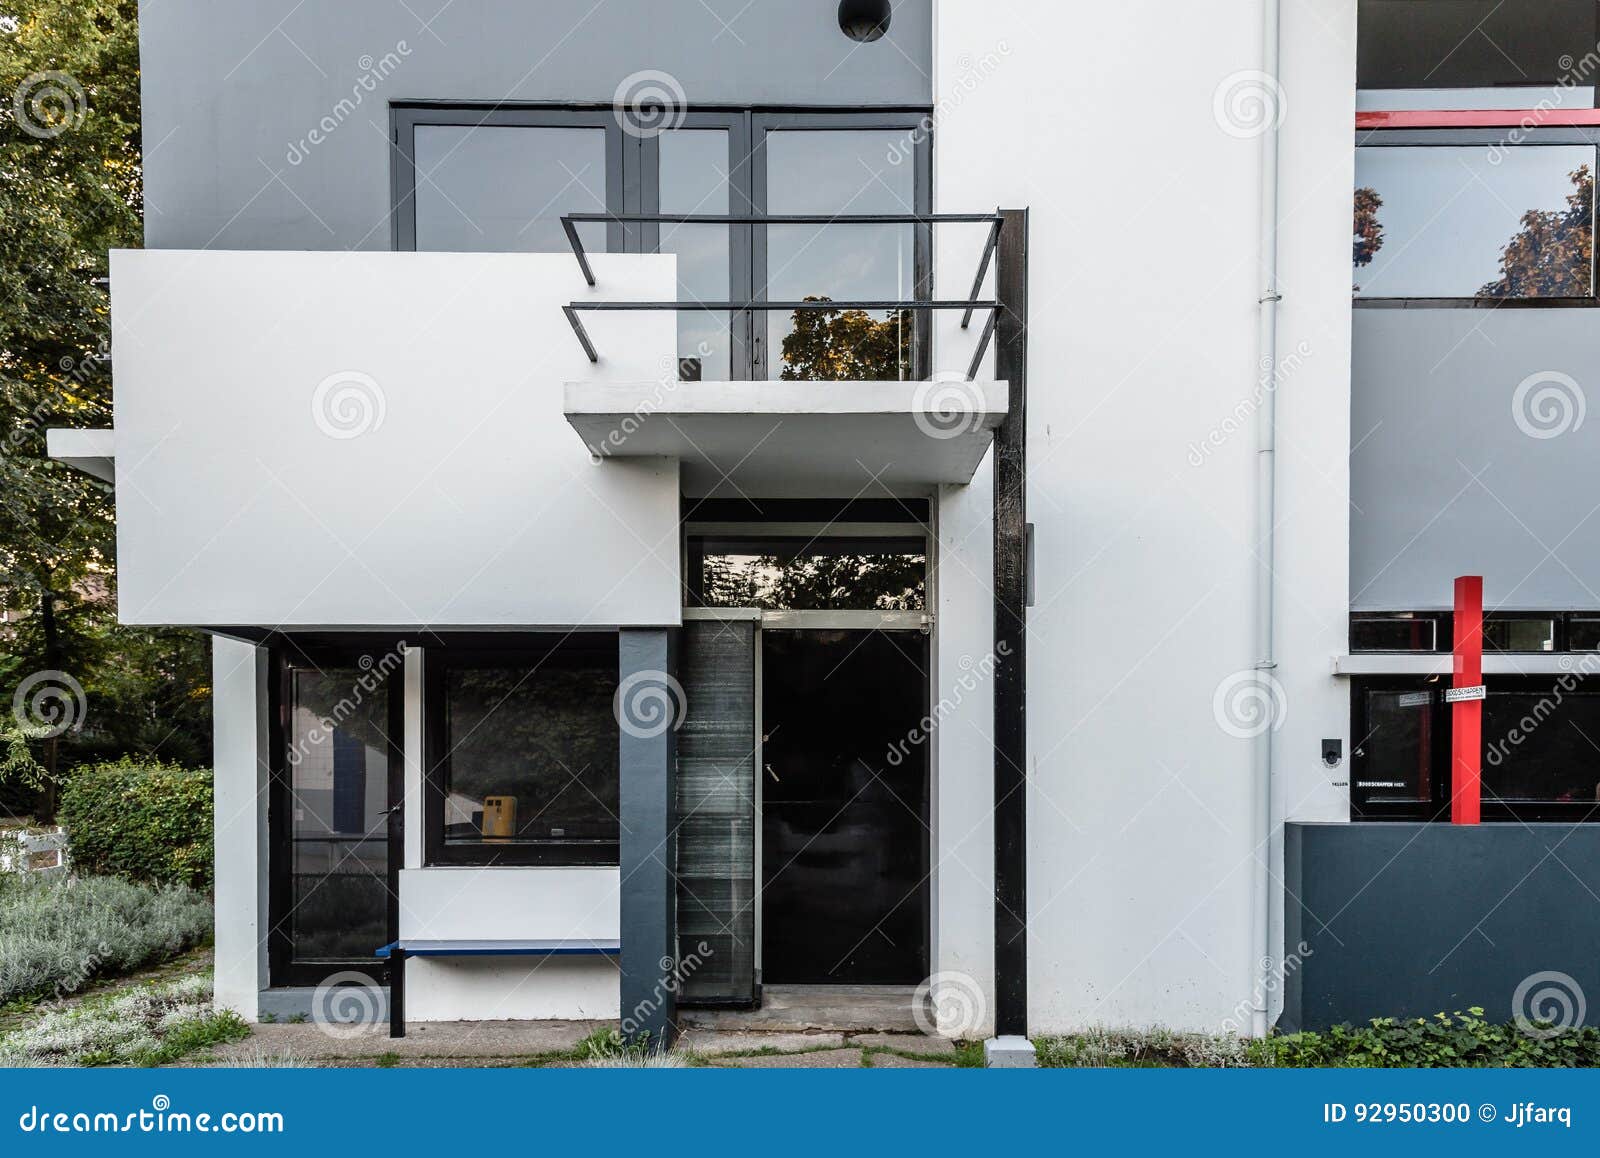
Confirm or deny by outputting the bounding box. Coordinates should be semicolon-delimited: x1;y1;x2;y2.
760;628;929;984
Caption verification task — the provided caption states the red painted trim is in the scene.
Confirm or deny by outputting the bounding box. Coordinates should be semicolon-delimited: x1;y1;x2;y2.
1358;108;1600;130
1451;576;1483;826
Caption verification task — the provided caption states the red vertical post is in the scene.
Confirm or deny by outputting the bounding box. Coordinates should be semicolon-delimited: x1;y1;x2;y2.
1451;576;1483;825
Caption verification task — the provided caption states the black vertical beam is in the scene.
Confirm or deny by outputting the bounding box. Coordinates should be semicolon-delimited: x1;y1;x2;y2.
618;628;680;1049
385;648;407;1038
993;208;1029;1038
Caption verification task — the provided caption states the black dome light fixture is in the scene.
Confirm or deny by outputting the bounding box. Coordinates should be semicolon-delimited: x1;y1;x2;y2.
838;0;891;43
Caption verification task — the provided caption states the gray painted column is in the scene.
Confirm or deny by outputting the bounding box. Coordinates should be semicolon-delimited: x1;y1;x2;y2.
617;628;680;1049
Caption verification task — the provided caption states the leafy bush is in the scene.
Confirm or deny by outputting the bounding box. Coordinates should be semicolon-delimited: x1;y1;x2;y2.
0;974;248;1067
59;759;213;889
0;873;213;1007
1252;1009;1600;1068
1034;1011;1600;1068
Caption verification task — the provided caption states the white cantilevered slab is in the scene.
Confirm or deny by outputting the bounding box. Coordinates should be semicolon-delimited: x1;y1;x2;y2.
45;428;115;483
564;379;1008;489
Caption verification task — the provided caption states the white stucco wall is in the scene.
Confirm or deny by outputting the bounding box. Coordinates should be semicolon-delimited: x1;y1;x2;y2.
933;0;1355;1032
211;637;269;1020
397;867;620;1021
110;249;682;629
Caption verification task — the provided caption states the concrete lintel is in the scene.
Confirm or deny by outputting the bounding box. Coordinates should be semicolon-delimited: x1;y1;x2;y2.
45;428;115;483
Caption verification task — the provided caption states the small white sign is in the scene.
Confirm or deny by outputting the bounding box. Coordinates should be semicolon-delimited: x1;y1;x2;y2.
1445;685;1487;703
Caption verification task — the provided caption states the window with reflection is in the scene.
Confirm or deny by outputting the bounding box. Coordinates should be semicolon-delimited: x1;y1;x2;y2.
1357;0;1597;91
765;129;918;380
1354;146;1594;298
1483;684;1600;808
278;658;394;972
1352;685;1437;815
412;123;608;253
426;638;619;865
660;128;734;381
690;535;926;610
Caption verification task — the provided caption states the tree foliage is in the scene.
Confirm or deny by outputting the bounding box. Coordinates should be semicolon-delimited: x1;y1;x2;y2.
778;298;915;380
1479;164;1594;298
1;2;209;809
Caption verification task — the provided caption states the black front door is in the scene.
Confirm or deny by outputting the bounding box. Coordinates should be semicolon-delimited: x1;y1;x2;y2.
761;629;928;984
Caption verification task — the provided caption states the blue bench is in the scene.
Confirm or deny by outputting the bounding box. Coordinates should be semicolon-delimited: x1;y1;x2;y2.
377;939;621;1037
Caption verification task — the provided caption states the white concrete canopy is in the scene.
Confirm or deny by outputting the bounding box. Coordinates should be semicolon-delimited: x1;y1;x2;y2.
564;379;1007;490
45;428;115;483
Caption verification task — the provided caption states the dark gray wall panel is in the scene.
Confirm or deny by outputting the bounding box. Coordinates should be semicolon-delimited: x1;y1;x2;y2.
1283;822;1600;1031
137;0;932;251
1352;308;1600;611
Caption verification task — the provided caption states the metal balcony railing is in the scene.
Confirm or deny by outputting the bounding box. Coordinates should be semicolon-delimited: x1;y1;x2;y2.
558;211;1007;380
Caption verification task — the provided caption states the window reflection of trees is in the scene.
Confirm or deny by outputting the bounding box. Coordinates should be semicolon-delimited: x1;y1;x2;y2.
702;550;925;611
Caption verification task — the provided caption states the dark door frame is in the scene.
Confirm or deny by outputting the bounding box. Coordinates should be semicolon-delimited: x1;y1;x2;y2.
266;641;404;988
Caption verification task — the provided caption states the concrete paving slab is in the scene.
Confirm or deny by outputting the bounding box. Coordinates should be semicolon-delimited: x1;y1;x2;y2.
863;1051;951;1068
850;1032;956;1056
718;1048;865;1069
677;1030;848;1056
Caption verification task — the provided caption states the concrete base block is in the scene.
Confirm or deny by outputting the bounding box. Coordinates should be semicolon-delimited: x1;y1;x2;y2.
984;1035;1037;1068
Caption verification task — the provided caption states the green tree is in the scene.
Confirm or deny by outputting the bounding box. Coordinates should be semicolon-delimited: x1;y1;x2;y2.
1;2;209;812
778;298;915;380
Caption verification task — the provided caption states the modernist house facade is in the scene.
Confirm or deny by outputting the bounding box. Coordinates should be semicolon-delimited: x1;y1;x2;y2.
45;0;1600;1053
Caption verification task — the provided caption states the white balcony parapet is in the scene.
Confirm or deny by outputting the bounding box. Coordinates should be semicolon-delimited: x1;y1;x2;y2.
565;378;1007;490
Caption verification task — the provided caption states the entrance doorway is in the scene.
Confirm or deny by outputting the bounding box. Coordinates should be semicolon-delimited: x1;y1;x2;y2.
760;628;929;984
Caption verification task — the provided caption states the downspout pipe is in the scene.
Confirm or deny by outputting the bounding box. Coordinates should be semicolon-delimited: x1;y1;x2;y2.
1249;0;1283;1041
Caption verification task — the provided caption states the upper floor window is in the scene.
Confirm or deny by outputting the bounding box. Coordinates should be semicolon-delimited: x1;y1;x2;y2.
1354;144;1595;299
394;106;931;381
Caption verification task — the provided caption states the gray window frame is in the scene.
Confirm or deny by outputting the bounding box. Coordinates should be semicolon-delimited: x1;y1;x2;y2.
391;104;934;378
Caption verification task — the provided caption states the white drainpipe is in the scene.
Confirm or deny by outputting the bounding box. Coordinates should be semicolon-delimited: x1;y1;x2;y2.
1249;0;1283;1041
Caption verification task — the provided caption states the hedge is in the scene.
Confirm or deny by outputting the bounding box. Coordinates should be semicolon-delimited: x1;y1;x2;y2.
58;760;213;890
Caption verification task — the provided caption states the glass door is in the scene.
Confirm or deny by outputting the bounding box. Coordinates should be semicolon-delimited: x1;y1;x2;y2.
270;649;400;986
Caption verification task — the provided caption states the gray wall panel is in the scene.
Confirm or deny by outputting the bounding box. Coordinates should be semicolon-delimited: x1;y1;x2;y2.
1283;822;1600;1031
1352;308;1600;610
137;0;932;251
